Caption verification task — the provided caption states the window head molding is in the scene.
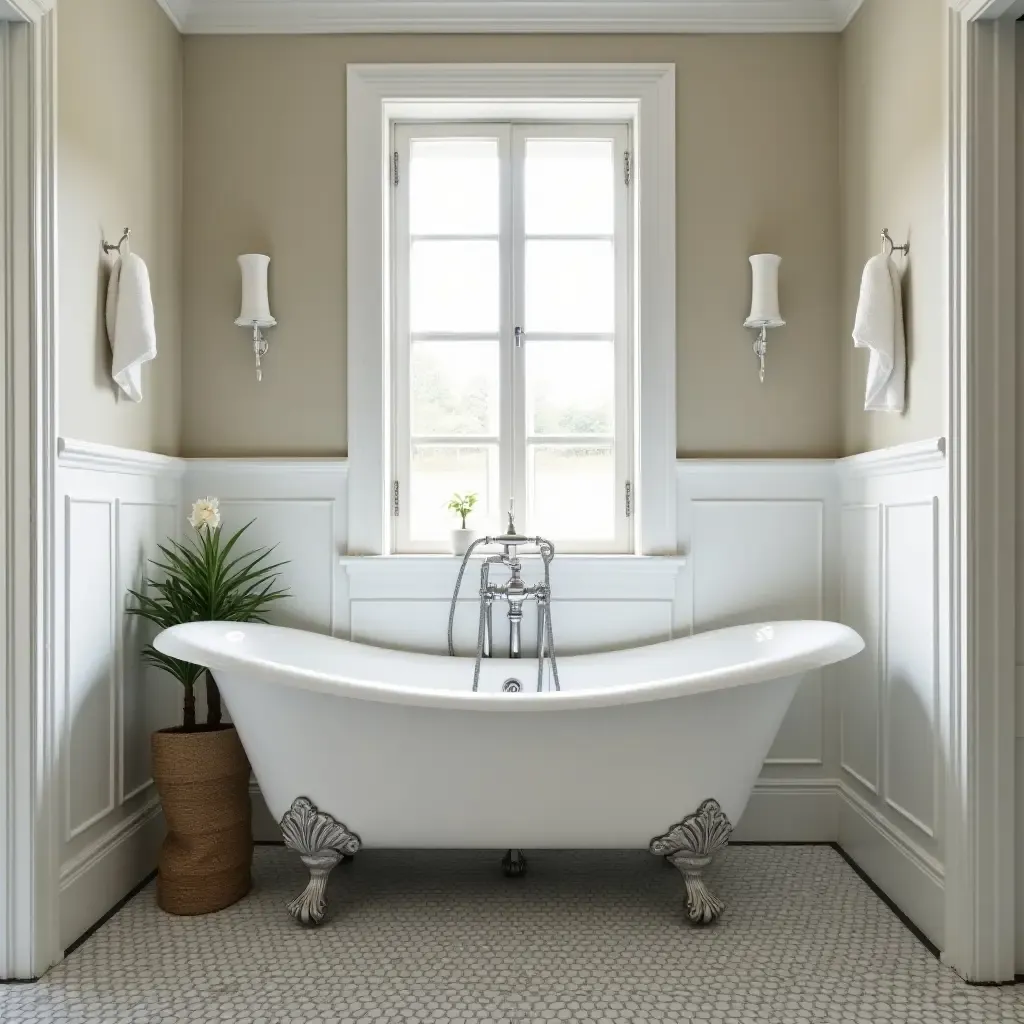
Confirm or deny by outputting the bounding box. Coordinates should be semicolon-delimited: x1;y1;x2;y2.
347;63;676;555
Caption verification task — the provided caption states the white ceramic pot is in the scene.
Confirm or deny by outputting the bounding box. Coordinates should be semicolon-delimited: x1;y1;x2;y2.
450;528;479;556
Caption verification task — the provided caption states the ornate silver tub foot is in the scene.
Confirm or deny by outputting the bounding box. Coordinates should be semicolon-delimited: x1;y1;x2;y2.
502;848;528;877
280;797;361;926
649;798;733;925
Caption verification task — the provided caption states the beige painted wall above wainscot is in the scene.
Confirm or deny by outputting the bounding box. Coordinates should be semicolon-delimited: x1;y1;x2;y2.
182;34;842;459
839;0;945;456
59;0;183;455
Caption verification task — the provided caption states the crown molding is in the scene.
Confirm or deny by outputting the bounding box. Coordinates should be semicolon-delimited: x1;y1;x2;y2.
153;0;186;32
160;0;867;35
833;0;865;29
0;0;54;21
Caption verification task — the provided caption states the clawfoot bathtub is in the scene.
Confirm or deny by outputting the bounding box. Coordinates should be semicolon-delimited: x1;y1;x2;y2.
155;619;863;927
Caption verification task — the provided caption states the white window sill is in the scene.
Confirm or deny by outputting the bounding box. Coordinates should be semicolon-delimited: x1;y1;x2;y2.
338;553;687;568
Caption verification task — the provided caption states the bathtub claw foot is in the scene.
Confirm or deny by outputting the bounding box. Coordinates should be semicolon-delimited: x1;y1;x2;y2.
649;798;733;926
280;797;361;927
502;848;528;878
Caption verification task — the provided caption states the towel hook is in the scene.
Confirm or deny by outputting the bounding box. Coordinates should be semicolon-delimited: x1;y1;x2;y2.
102;227;131;255
881;228;909;257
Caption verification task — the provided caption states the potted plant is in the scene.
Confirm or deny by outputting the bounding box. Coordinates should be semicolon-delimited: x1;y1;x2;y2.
128;497;289;916
447;492;480;555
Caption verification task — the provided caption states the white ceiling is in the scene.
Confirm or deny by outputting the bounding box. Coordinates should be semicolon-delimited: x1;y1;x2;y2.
155;0;866;34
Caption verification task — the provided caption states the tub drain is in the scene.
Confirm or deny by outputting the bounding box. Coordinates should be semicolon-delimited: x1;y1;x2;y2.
502;678;522;693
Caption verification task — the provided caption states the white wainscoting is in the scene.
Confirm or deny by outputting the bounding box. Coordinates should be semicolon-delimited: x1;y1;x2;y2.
677;458;840;840
56;440;185;949
836;439;948;948
56;437;950;947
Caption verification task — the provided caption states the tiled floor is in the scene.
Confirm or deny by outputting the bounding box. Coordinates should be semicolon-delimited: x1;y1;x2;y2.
2;845;1022;1023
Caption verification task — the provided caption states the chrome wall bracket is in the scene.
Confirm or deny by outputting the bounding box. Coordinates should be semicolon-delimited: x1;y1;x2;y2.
649;798;733;925
280;797;362;926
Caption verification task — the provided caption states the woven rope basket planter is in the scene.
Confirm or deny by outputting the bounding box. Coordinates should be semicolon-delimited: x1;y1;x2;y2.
151;725;252;916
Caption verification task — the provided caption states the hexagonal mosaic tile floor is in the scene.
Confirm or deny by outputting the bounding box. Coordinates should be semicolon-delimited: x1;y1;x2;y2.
2;845;1022;1022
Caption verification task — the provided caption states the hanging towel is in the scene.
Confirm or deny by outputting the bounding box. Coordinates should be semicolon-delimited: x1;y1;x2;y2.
852;252;906;413
105;250;157;403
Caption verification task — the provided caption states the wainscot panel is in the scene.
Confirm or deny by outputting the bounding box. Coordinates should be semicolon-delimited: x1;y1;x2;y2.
56;440;185;949
57;442;947;904
836;438;947;949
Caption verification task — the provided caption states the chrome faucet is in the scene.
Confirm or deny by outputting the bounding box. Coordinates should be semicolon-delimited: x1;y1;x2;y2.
448;500;560;692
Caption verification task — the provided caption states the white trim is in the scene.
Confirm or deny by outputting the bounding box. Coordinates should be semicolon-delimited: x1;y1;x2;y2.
0;5;59;981
0;0;53;20
347;64;676;557
832;0;865;29
152;0;185;32
942;0;1018;983
836;437;947;477
57;798;163;951
179;456;347;477
732;778;840;843
57;438;186;477
839;782;946;947
169;0;864;35
677;457;837;477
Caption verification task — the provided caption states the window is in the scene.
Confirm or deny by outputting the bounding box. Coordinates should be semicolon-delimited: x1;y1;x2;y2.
391;122;633;553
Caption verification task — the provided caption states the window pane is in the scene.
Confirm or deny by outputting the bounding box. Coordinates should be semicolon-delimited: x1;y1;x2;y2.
528;447;615;541
411;341;499;436
409;137;499;236
411;240;499;333
524;137;615;236
410;445;497;541
526;342;614;436
525;240;614;334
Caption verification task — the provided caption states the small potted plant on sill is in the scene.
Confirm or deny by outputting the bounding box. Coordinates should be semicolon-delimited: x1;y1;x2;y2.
128;497;289;917
448;491;480;555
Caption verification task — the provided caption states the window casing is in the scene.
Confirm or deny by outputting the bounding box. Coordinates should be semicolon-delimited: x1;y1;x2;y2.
390;121;633;553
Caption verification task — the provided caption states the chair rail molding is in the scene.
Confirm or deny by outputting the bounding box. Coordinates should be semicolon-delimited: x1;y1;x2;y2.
159;0;865;35
0;2;59;981
346;62;676;557
942;0;1019;983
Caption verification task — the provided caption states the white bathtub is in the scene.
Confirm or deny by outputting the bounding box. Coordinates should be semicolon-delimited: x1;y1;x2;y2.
155;619;863;926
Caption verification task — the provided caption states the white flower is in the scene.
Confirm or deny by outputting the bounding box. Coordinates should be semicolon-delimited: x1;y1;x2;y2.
188;497;221;532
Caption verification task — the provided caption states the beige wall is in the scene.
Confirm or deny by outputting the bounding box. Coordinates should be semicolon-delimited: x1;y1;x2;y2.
59;0;183;455
840;0;946;456
182;34;841;458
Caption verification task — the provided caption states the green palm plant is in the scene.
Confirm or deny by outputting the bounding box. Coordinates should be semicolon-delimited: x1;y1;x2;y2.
127;497;289;730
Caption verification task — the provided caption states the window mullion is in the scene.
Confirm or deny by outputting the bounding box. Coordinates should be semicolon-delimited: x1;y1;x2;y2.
510;125;529;531
504;125;523;530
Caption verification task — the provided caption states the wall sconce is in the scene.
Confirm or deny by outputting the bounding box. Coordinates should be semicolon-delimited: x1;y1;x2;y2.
235;254;276;381
744;254;785;384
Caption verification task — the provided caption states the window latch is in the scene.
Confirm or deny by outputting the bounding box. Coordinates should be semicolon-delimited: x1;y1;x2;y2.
514;326;523;348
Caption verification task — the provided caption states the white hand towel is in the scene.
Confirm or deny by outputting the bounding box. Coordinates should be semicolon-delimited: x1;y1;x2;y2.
105;251;157;403
852;252;906;413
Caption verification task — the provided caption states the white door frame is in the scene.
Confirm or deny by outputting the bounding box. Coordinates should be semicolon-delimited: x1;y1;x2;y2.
0;0;59;981
944;0;1021;984
0;0;1017;987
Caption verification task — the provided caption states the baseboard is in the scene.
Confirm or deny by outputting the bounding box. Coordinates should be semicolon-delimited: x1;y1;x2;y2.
732;778;840;842
251;777;842;845
59;800;165;951
251;782;279;842
838;782;944;949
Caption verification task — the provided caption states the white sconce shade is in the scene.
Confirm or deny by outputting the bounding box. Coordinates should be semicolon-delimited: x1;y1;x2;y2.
235;254;276;328
744;254;785;329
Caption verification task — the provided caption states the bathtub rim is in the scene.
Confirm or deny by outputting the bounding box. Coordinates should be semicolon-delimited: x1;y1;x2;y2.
153;619;863;713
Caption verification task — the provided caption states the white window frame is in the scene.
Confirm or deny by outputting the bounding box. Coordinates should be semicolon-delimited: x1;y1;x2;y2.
347;64;676;556
391;119;633;554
